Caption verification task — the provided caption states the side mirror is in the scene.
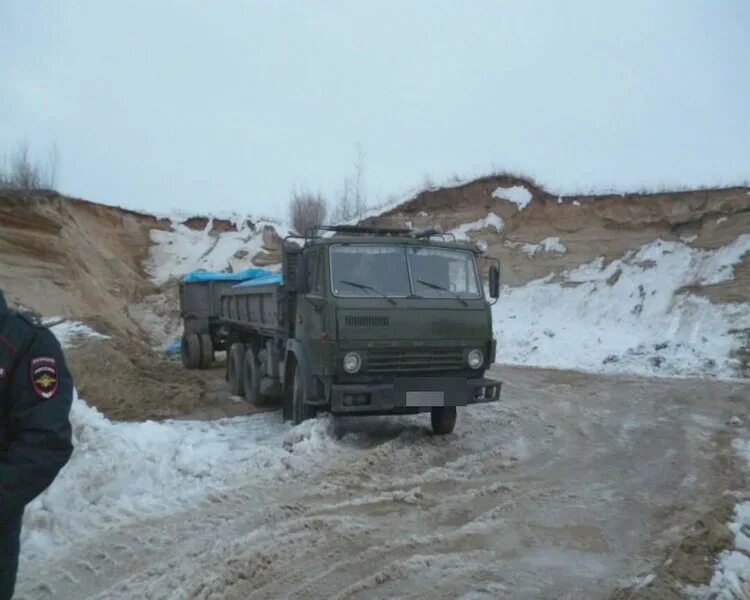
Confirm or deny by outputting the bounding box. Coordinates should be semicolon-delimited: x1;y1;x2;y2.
489;264;500;299
295;253;310;294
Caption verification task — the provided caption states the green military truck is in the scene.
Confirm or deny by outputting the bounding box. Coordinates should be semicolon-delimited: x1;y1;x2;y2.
209;225;501;434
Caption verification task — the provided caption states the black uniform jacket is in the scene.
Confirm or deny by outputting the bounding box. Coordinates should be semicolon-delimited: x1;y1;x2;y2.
0;291;73;516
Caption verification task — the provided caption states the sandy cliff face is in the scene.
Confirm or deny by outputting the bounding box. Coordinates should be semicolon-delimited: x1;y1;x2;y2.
361;175;750;300
0;191;283;419
0;191;282;338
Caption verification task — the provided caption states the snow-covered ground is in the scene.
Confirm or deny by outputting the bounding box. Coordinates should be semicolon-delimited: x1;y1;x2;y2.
146;217;287;284
493;235;750;379
17;366;749;599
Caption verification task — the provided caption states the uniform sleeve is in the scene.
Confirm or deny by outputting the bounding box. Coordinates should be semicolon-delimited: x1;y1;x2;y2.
0;329;73;514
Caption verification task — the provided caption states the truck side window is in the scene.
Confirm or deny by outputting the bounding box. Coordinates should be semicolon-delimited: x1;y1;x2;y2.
307;250;324;293
314;251;325;293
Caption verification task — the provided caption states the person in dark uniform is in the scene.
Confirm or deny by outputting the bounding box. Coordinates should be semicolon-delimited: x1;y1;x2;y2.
0;289;73;600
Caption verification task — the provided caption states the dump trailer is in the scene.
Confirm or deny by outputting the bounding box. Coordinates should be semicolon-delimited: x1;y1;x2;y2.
219;225;502;434
179;269;274;369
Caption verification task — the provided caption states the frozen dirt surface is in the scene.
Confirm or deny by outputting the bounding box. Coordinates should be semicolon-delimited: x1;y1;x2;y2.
15;366;750;600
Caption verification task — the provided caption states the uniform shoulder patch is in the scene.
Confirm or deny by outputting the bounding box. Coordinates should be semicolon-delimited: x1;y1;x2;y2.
30;356;59;399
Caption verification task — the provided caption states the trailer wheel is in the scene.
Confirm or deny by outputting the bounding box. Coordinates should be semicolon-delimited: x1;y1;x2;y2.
430;406;457;435
227;343;246;396
199;333;214;369
242;348;270;406
181;334;201;370
291;362;316;425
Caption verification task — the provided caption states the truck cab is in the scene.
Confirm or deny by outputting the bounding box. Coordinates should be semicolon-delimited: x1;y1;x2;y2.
281;225;502;434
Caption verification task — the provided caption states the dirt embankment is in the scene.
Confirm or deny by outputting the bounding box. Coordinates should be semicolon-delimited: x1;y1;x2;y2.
363;175;750;303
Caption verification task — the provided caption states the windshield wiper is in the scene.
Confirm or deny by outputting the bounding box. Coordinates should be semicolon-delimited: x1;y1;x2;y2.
340;280;397;305
416;279;468;306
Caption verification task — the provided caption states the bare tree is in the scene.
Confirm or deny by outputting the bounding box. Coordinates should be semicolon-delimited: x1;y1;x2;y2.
352;145;367;218
332;145;368;223
0;141;59;190
333;177;354;223
289;189;328;235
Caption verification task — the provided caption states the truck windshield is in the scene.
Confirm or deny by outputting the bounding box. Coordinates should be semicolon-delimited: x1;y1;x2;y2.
330;245;481;299
406;247;481;298
330;245;411;297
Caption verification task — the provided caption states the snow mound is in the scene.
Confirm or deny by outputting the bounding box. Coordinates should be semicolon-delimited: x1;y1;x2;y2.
494;235;750;379
492;185;533;210
146;217;285;284
20;396;343;563
450;213;505;241
510;236;567;256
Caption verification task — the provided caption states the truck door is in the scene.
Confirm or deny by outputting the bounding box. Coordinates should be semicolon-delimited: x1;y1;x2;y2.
298;248;326;365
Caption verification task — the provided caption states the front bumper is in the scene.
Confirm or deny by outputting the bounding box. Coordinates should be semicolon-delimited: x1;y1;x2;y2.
330;375;502;414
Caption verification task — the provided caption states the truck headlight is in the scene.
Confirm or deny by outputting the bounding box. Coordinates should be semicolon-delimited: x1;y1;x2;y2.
343;352;362;373
467;349;483;369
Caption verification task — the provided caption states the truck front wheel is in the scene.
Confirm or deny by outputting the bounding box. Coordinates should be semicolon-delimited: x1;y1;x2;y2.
290;362;316;425
430;406;457;435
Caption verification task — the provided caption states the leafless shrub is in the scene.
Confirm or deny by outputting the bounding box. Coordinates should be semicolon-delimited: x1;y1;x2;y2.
0;141;59;191
289;190;328;235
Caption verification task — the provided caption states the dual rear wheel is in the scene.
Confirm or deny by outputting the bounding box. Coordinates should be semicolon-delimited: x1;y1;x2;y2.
181;333;213;370
227;342;271;406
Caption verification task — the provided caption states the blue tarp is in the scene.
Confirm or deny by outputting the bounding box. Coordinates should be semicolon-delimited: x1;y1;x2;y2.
165;340;182;354
232;273;283;288
183;268;274;283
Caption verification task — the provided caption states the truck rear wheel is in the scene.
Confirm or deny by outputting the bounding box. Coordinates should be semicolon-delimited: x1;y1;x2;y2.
291;363;316;425
242;348;269;406
430;406;457;435
227;343;246;396
199;333;214;369
181;334;201;370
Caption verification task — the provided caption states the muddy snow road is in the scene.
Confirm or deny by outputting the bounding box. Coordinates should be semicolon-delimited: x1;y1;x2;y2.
16;365;749;600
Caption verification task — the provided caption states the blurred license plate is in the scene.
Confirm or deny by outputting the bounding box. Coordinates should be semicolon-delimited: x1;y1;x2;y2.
405;391;445;407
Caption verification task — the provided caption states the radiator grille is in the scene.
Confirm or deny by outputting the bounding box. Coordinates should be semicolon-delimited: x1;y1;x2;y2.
367;348;465;373
344;315;389;327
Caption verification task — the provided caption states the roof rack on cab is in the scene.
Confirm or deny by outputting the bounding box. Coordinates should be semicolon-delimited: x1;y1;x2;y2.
306;224;454;243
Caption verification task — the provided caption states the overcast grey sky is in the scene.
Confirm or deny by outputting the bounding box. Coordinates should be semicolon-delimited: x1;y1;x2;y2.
1;1;748;218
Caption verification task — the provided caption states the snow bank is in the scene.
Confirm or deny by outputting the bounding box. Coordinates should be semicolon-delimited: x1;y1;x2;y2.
146;217;285;284
494;235;750;379
510;236;567;256
20;396;345;563
690;440;750;599
450;213;504;241
492;185;533;210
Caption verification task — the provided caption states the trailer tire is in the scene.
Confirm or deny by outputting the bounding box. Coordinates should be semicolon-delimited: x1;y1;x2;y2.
227;343;246;396
199;333;213;369
291;361;316;425
242;348;270;406
181;334;201;370
430;406;457;435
